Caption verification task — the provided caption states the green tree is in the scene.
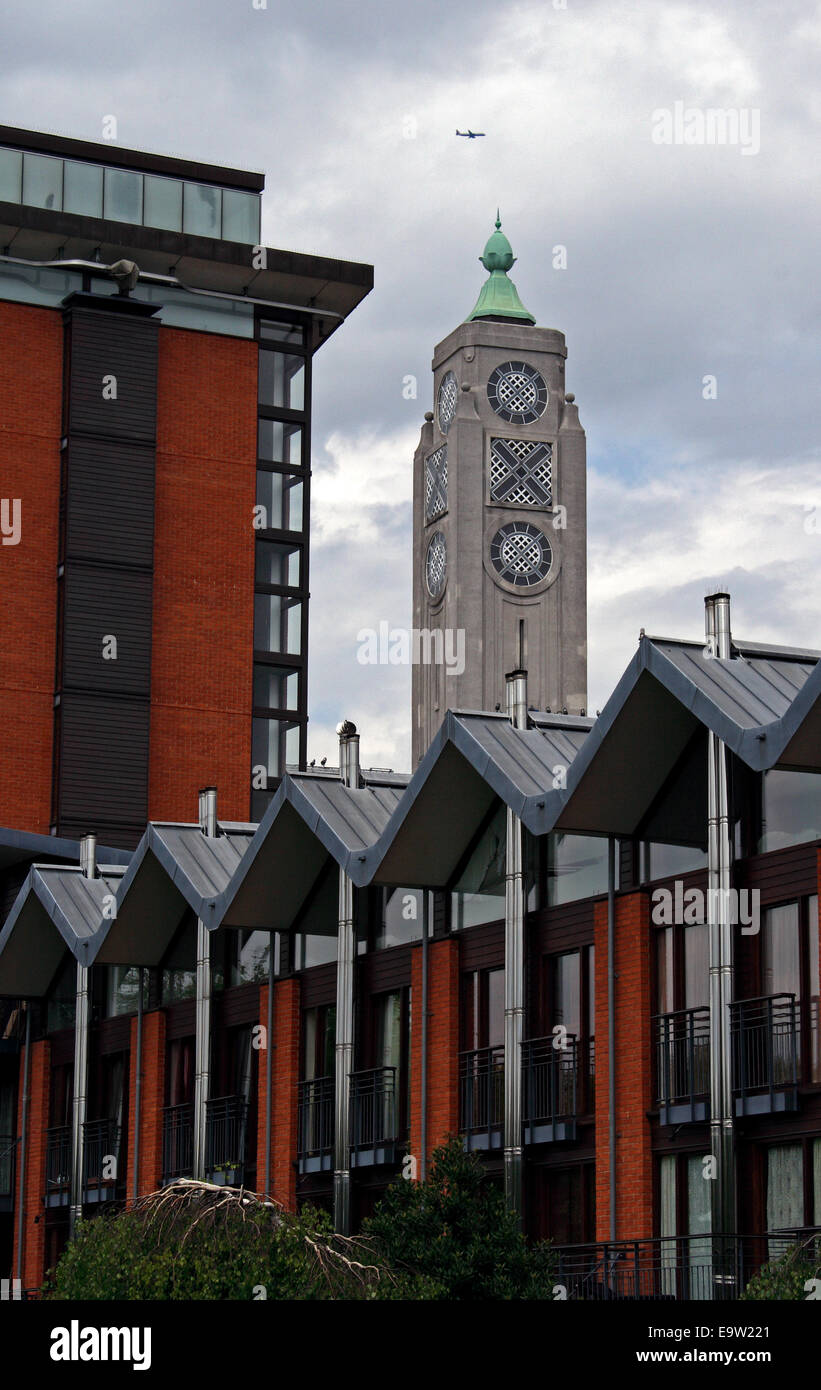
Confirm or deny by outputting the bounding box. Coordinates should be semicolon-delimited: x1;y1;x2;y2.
741;1240;821;1301
363;1136;556;1299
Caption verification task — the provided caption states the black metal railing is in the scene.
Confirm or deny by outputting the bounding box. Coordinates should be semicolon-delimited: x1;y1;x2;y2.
653;1006;711;1122
297;1077;334;1169
350;1067;397;1163
732;993;800;1114
0;1134;15;1200
586;1036;596;1113
162;1103;193;1182
82;1118;122;1200
45;1125;71;1202
205;1095;248;1182
554;1230;821;1302
523;1035;578;1142
459;1045;504;1149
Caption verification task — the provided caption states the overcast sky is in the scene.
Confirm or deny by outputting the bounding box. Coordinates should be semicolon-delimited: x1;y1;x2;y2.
5;0;821;771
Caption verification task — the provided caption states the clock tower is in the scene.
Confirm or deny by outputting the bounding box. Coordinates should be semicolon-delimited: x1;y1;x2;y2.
411;216;588;763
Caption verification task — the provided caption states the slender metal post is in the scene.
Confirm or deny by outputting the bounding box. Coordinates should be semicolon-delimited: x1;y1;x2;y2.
420;891;429;1181
607;834;616;1241
334;721;359;1234
193;788;216;1181
15;1003;31;1281
504;671;527;1222
69;835;96;1237
131;967;144;1201
264;931;275;1194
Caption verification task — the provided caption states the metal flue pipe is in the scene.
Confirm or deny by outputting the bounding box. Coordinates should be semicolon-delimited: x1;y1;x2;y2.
504;670;527;1222
334;721;359;1234
193;789;217;1180
69;834;96;1237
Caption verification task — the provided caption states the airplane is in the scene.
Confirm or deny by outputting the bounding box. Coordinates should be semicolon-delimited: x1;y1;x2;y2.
456;129;485;138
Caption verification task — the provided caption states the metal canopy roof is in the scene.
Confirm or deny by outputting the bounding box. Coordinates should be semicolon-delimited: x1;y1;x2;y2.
358;710;593;889
95;822;256;966
0;825;131;875
207;773;407;933
0;864;127;996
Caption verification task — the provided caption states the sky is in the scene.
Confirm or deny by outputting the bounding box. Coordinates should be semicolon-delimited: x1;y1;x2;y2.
5;0;821;771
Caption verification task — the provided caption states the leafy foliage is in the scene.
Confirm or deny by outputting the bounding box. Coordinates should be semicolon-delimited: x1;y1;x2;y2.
363;1136;557;1299
740;1240;821;1301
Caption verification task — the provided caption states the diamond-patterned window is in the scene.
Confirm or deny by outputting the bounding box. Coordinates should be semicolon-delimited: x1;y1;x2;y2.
425;444;448;522
489;522;552;588
487;360;548;424
490;438;552;507
425;531;447;600
437;371;458;434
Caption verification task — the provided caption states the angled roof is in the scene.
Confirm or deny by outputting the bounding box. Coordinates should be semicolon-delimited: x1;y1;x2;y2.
357;709;593;889
0;863;127;996
0;825;131;875
206;771;407;932
95;821;256;966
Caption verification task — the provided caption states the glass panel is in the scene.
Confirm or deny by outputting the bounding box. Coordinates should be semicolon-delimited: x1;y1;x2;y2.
295;935;338;970
258;419;302;465
686;1154;712;1296
260;318;305;345
487;968;505;1048
760;770;821;852
552;952;581;1036
252;716;299;778
655;926;674;1014
47;954;76;1032
222;188;260;243
63;160;103;217
809;896;819;1083
766;1143;804;1253
255;539;301;587
762;903;801;998
254;593;301;654
646;842;707;881
105;965;147;1017
162;920;196;1002
144;174;183;231
814;1139;821;1227
587;944;596;1038
256;471;304;532
104;167;143;223
136;282;254;337
547;833;609;905
259;350;305;411
376;993;402;1070
253;663;299;711
376;888;424;950
0;1083;14;1196
230;930;270;986
22;152;62;210
450;804;506;929
684;921;709;1009
0;147;22;201
183;181;221;236
0;264;75;307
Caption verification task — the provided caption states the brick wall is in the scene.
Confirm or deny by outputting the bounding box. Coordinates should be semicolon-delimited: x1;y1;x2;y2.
410;937;460;1170
149;326;257;823
127;1010;166;1197
269;977;300;1210
0;302;63;833
594;891;654;1240
12;1038;51;1290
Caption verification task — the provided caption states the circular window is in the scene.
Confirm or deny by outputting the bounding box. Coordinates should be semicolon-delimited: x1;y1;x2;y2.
425;531;447;600
487;361;547;424
490;522;552;587
437;371;458;434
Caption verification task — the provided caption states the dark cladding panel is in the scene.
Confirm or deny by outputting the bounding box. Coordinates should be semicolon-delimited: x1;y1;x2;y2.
57;694;149;827
61;564;152;696
63;303;159;443
64;439;155;566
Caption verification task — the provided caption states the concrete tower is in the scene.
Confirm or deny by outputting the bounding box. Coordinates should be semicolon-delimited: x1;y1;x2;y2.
411;216;588;763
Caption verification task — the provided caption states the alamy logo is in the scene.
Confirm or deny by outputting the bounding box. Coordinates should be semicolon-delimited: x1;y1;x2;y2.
651;101;760;156
651;881;760;934
50;1321;151;1371
357;622;465;676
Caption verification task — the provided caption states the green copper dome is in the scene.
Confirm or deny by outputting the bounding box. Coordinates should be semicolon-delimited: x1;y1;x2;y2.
465;213;536;325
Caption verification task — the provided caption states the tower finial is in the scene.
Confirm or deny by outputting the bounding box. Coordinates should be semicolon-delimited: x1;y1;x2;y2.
465;214;535;325
495;207;501;230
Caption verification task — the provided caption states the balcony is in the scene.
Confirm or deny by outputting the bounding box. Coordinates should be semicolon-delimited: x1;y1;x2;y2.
732;994;800;1116
459;1046;503;1151
297;1076;334;1174
205;1095;248;1186
0;1134;16;1213
554;1230;821;1301
82;1118;122;1204
653;1007;710;1125
350;1067;398;1169
45;1124;71;1207
523;1036;581;1144
162;1103;193;1183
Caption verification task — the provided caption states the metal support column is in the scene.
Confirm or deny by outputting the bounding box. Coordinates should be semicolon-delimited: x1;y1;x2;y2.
504;670;527;1222
193;788;217;1181
69;833;96;1237
334;721;359;1235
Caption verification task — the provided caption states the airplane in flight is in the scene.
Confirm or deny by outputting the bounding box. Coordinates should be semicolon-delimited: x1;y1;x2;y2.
456;129;486;138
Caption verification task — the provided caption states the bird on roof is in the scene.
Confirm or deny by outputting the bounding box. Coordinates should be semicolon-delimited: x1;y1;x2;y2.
320;757;327;766
456;129;485;138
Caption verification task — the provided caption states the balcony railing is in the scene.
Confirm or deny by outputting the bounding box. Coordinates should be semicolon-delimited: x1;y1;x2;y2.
554;1229;821;1301
45;1124;71;1206
523;1036;579;1143
350;1066;398;1168
205;1095;248;1185
653;1007;711;1124
459;1046;504;1151
297;1076;334;1173
82;1118;122;1203
0;1134;15;1205
162;1103;193;1183
732;993;800;1115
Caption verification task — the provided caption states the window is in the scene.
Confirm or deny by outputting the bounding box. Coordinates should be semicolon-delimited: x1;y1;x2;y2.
259;319;304;346
259;351;305;411
253;663;299;712
161;919;197;1003
547;833;609;905
183;181;221;236
256;471;303;532
451;805;506;929
254;593;302;654
255;540;301;588
103;965;148;1017
375;888;425;950
759;770;821;853
144;174;182;231
424;445;448;522
658;1153;712;1297
222;188;260;244
303;1005;336;1081
258;419;302;466
104;167;142;223
22;152;62;209
229;930;271;986
642;841;707;881
0;147;22;201
252;716;300;780
63;160;103;218
46;953;76;1033
759;896;819;1084
489;438;552;507
542;945;595;1109
463;968;505;1053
